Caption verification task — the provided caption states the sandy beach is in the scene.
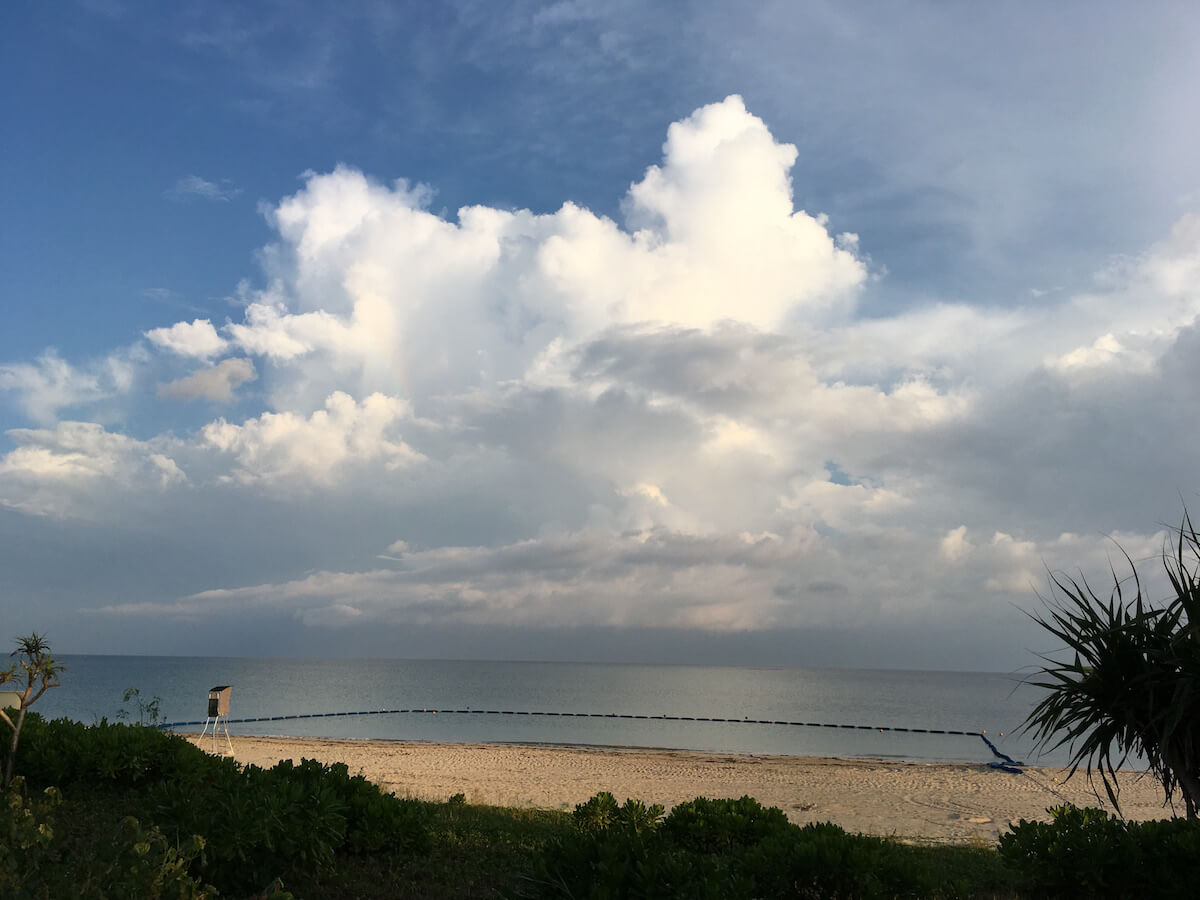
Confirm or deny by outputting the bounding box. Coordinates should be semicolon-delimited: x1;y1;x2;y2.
188;735;1171;843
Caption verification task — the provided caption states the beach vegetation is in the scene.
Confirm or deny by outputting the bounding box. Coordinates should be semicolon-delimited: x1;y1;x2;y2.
5;712;429;896
27;707;1190;897
1;775;215;899
572;790;664;834
155;755;430;891
1021;508;1200;816
1;718;1027;898
8;711;211;788
0;632;64;788
116;686;164;726
663;794;791;853
521;792;940;899
1000;803;1200;899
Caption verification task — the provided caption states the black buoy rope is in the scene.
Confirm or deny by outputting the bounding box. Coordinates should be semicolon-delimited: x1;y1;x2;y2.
156;706;1024;769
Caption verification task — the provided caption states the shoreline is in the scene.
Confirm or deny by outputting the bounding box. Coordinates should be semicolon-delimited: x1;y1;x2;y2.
185;735;1171;844
181;730;992;762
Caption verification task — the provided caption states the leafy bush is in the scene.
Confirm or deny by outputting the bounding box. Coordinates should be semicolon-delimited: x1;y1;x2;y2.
1000;804;1200;899
6;714;431;896
573;790;663;835
4;713;212;789
155;756;430;894
524;792;933;899
0;777;213;899
663;795;791;854
0;777;60;892
745;822;932;900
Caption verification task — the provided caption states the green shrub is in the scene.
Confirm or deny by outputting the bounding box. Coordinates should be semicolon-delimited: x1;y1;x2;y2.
571;789;620;832
1000;804;1200;899
155;757;346;892
0;777;60;892
4;713;212;789
662;795;791;854
154;756;430;895
525;792;933;899
7;715;431;896
745;822;932;899
0;777;213;899
572;791;664;835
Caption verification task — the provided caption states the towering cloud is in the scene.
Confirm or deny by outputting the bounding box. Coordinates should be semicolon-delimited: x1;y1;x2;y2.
1;96;1198;666
215;96;867;411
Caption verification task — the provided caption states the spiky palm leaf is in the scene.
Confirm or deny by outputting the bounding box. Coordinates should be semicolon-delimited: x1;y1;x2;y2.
1022;514;1200;818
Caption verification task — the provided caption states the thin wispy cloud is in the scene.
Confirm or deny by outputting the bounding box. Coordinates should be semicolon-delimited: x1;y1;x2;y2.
139;288;211;316
164;174;241;202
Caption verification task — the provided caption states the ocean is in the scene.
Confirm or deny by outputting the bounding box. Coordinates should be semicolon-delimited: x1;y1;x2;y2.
35;656;1063;766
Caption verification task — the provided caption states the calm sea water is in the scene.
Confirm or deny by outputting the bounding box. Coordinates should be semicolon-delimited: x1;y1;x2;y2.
36;656;1063;766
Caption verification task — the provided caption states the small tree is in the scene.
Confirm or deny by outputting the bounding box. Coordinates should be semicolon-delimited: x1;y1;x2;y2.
0;633;64;788
116;686;163;726
1022;510;1200;817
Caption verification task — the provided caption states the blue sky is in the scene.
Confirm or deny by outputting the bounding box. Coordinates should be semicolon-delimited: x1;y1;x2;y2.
2;1;1199;668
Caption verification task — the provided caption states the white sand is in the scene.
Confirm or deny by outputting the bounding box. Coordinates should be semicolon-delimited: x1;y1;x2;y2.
189;735;1173;844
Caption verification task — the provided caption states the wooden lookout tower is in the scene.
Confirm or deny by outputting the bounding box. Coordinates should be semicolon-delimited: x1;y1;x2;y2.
199;685;234;754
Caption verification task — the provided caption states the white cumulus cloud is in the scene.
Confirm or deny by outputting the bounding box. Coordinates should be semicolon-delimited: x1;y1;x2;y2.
145;319;228;359
0;349;142;425
212;95;867;411
0;422;186;518
201;391;423;488
5;96;1200;666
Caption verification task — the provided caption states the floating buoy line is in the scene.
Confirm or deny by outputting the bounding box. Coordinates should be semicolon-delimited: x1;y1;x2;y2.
156;705;1025;771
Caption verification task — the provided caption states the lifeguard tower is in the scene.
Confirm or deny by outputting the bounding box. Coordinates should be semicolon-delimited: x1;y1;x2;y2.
199;685;234;754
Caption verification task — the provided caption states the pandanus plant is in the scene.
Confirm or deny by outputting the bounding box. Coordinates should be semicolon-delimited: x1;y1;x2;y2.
1;633;64;788
1022;510;1200;817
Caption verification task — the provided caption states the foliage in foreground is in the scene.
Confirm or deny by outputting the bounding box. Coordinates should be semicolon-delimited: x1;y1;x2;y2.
8;711;1198;899
8;712;213;788
155;755;430;893
0;633;64;788
1;776;214;899
521;792;940;899
1000;804;1200;899
531;793;1200;900
4;713;429;896
1022;509;1200;816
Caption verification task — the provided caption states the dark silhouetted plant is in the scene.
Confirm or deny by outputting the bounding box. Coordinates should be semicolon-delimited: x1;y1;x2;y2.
0;633;64;788
116;686;163;726
1;776;215;898
1022;509;1200;816
524;791;932;899
1000;804;1200;899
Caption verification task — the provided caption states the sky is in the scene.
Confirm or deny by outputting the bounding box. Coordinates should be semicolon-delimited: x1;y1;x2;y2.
2;1;1199;670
